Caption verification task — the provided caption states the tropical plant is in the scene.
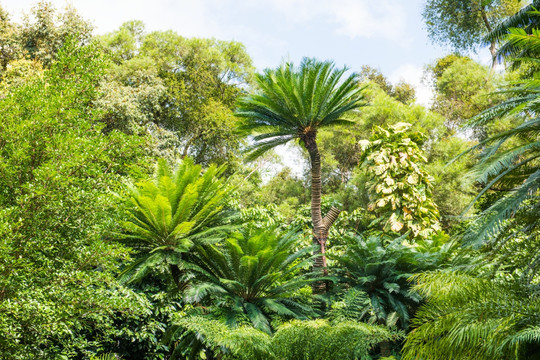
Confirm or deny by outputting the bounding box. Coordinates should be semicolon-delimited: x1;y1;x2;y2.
91;354;121;360
165;316;395;360
165;315;273;360
402;272;540;360
271;319;396;360
0;39;158;359
486;0;540;60
453;35;540;258
119;158;233;288
422;0;521;67
332;233;423;331
401;16;540;360
235;57;367;292
359;123;442;239
184;227;318;334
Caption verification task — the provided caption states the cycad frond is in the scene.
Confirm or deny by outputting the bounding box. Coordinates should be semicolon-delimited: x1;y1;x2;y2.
332;233;425;330
186;227;320;333
403;272;540;360
236;57;366;159
118;158;233;285
454;55;540;252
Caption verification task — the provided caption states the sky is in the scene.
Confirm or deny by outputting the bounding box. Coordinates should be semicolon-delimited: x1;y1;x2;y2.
1;0;496;106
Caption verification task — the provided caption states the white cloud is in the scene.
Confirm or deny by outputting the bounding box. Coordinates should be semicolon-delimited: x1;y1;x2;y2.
389;64;433;107
330;0;407;40
267;0;407;41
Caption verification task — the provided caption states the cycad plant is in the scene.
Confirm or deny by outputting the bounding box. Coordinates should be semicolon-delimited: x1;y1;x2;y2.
454;31;540;257
236;58;366;292
185;227;318;334
332;233;422;330
119;158;232;288
402;272;540;360
401;17;540;359
486;0;540;60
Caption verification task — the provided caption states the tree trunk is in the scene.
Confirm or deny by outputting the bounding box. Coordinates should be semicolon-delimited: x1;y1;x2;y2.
480;7;498;71
303;131;341;294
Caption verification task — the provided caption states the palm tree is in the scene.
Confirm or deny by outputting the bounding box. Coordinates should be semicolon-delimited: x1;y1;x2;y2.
485;0;540;61
118;158;232;288
184;227;319;334
235;58;366;292
400;18;540;360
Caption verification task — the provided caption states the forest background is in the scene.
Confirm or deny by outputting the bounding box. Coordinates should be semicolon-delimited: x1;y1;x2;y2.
0;1;539;359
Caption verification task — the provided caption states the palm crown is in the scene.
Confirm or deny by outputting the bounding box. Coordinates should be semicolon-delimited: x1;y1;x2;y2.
235;57;366;160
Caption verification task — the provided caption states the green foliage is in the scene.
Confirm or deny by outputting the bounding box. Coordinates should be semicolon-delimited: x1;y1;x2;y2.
402;11;540;360
119;158;232;287
19;1;94;66
91;354;122;360
95;56;166;134
166;316;273;360
454;45;540;255
332;234;431;330
271;319;395;360
0;4;20;71
430;56;507;133
486;0;540;60
359;123;441;239
425;135;477;228
236;57;366;160
0;40;152;359
359;65;415;104
422;0;521;53
166;316;394;360
314;84;445;190
403;272;540;360
96;21;253;166
186;227;318;333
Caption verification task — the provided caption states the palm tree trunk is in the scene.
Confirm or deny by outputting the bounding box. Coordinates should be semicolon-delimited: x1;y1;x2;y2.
304;132;340;294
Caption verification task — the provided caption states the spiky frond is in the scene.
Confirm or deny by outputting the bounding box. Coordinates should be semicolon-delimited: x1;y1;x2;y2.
185;227;320;333
485;0;540;47
402;272;540;360
453;50;540;255
118;158;233;285
331;234;427;330
236;57;367;159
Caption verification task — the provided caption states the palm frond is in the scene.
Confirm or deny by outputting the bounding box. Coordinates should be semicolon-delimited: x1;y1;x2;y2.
235;57;367;159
